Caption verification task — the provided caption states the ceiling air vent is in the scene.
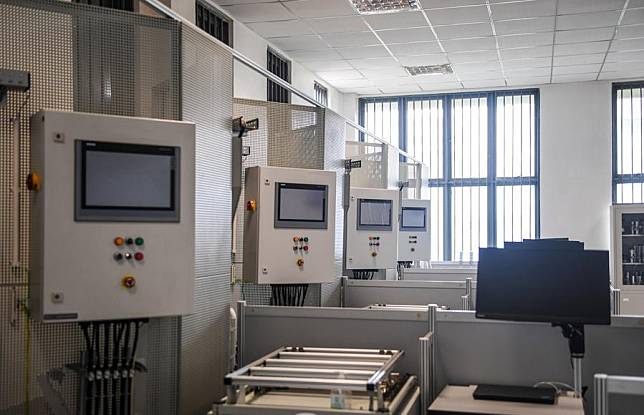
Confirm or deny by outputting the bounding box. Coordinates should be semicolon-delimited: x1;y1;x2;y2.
350;0;421;15
404;64;453;76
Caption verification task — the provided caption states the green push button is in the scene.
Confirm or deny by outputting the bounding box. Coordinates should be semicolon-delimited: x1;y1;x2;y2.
135;237;144;246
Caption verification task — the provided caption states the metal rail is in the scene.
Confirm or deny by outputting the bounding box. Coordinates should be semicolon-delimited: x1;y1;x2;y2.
140;0;430;169
594;374;644;415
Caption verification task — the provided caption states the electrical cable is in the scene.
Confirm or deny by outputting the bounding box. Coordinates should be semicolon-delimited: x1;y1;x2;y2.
103;322;111;415
120;322;131;415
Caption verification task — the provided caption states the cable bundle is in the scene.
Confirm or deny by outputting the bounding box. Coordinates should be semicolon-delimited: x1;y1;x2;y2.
270;284;309;306
350;270;376;280
79;319;146;415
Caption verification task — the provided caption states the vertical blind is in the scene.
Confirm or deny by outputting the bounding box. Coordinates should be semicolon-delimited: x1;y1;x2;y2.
360;89;539;261
614;82;644;203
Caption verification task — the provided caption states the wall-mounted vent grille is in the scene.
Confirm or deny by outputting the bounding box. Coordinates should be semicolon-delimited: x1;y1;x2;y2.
404;63;453;76
349;0;420;15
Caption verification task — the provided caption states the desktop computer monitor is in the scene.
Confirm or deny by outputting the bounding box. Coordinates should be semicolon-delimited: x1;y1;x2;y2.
476;246;611;325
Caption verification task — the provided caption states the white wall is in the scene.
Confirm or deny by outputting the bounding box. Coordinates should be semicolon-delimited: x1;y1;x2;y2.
539;81;612;250
170;0;344;113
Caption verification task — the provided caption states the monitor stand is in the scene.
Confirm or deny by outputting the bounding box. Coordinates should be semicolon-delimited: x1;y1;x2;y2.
556;323;585;398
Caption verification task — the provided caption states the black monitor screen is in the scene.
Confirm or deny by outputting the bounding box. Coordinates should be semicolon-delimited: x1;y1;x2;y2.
476;247;610;325
357;199;392;230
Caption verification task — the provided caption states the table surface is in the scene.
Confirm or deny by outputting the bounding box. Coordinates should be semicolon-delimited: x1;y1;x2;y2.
428;385;584;415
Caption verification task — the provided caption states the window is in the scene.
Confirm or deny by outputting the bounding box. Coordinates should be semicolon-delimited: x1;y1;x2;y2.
314;81;328;106
267;48;290;103
73;0;134;10
360;89;540;261
196;1;232;46
613;81;644;203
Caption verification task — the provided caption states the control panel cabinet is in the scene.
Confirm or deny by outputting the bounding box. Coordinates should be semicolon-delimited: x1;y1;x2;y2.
29;110;196;322
243;166;337;284
611;204;644;314
398;199;431;262
346;187;399;270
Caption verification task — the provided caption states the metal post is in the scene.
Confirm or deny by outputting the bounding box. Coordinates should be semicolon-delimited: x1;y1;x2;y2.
572;356;583;398
342;168;351;279
418;332;433;413
461;295;469;311
465;277;473;311
427;305;437;403
236;301;246;369
594;374;608;415
340;276;347;308
612;288;621;315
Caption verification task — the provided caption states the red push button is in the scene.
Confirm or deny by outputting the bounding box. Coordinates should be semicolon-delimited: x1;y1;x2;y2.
134;252;144;261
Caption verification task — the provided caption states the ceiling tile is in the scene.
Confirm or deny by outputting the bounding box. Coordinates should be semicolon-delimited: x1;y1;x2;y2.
459;71;504;81
359;67;410;79
555;27;615;43
223;3;294;22
347;57;401;69
500;45;553;59
377;27;436;44
452;61;502;73
603;61;644;71
620;8;644;25
288;48;343;62
300;60;354;71
434;22;493;39
554;41;609;55
506;76;551;86
388;41;443;56
616;24;644;39
322;31;380;48
552;63;601;74
216;0;275;4
419;81;463;92
553;53;606;65
606;50;644;62
269;35;328;51
248;20;313;38
494;17;555;35
342;86;383;95
397;54;450;66
611;38;644;51
337;45;391;59
378;84;422;94
556;11;621;30
412;73;459;83
442;36;497;52
490;0;557;20
502;56;552;69
421;0;486;8
557;0;625;14
380;76;421;86
597;71;643;81
364;11;429;30
281;0;357;19
504;66;552;77
317;69;365;80
305;16;368;34
449;50;499;62
628;1;644;8
551;73;598;83
425;6;490;25
462;79;507;88
330;78;375;88
498;32;553;49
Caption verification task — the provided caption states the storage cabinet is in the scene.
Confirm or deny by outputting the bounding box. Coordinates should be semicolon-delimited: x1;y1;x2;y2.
611;204;644;315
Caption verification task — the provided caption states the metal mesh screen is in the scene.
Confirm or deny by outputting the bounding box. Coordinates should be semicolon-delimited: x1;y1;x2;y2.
232;99;345;306
0;0;181;412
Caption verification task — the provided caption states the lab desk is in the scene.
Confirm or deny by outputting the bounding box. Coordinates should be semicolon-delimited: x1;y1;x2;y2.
428;385;584;415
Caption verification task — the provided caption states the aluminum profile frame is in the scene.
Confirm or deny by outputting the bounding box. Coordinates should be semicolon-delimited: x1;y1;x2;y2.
594;373;644;415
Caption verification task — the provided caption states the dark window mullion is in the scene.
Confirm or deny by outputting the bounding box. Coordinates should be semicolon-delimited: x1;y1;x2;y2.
488;92;497;247
444;95;452;261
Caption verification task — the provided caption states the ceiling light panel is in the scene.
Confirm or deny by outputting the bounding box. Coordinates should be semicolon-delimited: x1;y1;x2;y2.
404;63;453;76
349;0;421;15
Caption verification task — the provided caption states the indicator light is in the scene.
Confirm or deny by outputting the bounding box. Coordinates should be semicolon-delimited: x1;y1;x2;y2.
296;258;304;267
368;236;372;240
293;236;299;242
303;237;309;242
371;252;378;257
113;252;123;261
303;246;309;252
124;252;132;260
126;238;134;245
114;237;125;246
135;237;144;246
293;246;298;251
134;252;144;261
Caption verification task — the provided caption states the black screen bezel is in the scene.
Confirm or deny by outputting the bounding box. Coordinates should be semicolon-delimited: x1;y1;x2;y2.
274;182;329;229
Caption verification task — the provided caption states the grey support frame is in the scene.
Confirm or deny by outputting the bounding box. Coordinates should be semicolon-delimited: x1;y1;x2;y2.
594;374;644;415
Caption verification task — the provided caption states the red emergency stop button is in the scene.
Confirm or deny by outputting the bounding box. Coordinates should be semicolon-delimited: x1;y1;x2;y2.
122;275;136;289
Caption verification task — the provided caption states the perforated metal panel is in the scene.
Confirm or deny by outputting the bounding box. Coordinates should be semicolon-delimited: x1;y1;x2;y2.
0;0;181;412
179;24;233;415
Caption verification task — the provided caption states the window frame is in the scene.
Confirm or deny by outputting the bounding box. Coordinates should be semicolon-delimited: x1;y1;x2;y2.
359;88;541;260
612;81;644;203
267;48;291;104
195;0;233;47
314;81;328;107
